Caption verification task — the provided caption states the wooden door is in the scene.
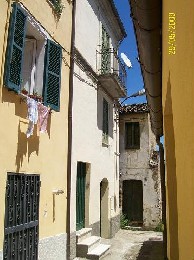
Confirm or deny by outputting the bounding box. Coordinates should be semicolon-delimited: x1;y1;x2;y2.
76;162;86;231
122;180;143;225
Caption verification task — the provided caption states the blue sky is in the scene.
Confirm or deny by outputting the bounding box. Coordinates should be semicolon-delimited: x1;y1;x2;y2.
114;0;147;105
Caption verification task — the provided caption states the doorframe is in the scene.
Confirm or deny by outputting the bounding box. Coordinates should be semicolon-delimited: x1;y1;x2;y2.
76;162;90;231
122;179;143;226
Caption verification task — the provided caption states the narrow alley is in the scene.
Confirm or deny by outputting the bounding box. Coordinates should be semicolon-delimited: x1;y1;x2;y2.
1;0;194;259
102;230;163;260
76;230;164;260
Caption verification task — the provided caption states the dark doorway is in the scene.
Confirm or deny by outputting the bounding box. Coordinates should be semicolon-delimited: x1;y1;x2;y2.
122;180;143;226
3;173;40;259
76;162;86;231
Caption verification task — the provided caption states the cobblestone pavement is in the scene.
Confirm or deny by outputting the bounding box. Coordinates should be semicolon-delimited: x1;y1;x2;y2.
101;229;164;260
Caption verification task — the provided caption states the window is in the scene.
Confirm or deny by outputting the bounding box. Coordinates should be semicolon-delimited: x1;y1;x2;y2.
4;3;62;111
102;98;109;144
125;122;140;149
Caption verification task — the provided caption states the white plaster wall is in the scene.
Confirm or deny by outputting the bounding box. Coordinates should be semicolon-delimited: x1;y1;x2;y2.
70;64;120;232
71;0;121;235
75;0;118;72
119;113;161;228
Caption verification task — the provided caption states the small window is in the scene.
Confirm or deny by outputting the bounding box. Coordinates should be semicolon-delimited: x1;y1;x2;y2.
125;122;140;149
102;98;109;144
4;3;62;111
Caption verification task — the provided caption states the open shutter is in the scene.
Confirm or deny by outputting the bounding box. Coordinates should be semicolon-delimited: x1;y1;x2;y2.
4;3;27;92
125;123;132;149
43;40;62;111
134;122;140;148
103;99;109;135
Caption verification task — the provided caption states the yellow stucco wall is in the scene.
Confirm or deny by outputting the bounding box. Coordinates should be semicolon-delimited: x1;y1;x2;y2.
0;0;72;251
163;1;194;259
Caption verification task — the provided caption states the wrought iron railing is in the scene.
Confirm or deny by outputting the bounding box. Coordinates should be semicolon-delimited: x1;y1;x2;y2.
97;48;127;91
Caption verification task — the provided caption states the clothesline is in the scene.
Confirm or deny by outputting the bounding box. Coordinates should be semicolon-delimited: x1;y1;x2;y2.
20;92;43;104
19;93;50;138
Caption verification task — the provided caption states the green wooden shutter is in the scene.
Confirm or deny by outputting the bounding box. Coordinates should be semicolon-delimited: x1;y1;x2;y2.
125;123;132;149
43;39;62;111
4;3;27;92
125;122;140;149
76;162;86;231
103;99;109;136
134;122;140;148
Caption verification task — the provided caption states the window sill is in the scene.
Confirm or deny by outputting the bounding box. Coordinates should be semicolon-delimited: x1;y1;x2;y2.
102;142;109;147
20;92;43;103
125;147;140;150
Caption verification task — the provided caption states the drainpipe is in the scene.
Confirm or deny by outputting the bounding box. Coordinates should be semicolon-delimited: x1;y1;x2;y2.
66;0;76;259
156;136;168;260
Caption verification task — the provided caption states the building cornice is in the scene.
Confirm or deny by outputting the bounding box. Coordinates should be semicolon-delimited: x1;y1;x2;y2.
99;0;127;42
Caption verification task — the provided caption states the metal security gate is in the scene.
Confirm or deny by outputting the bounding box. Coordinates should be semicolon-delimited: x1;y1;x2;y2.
76;162;86;231
3;173;40;260
101;26;110;74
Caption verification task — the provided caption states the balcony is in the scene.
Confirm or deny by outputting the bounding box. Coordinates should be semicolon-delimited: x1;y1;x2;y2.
97;48;127;98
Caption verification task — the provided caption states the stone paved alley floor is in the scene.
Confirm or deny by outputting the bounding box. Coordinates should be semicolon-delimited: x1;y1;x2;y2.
101;229;164;260
75;229;164;260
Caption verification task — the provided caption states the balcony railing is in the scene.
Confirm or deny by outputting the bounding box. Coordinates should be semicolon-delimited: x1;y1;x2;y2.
96;48;127;93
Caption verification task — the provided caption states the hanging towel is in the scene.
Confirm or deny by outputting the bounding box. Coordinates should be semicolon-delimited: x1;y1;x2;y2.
26;97;38;138
37;103;50;133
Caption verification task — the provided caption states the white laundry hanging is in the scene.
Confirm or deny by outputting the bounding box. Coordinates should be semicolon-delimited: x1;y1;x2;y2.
26;97;38;138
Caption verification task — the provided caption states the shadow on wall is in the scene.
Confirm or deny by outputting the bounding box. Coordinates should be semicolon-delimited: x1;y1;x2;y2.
164;72;179;260
15;121;40;172
2;88;51;172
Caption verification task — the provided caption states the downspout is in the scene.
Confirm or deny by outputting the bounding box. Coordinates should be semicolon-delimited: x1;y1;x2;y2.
156;137;167;260
66;0;76;259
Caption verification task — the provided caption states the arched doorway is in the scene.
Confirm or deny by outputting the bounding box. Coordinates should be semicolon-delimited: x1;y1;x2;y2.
100;178;109;238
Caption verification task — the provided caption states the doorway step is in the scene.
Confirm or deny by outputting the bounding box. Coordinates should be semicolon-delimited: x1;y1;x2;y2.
76;228;110;259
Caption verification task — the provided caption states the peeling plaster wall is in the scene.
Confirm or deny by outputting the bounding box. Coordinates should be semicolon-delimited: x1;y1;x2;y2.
119;112;161;228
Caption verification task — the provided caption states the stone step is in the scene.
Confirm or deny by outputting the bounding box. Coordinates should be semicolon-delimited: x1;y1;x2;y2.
77;236;100;258
76;228;92;244
87;244;110;260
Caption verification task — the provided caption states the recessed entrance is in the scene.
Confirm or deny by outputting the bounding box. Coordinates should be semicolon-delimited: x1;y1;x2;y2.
122;180;143;226
100;178;109;238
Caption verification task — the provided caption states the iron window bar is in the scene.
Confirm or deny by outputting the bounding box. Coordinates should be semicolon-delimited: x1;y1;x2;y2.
96;48;127;91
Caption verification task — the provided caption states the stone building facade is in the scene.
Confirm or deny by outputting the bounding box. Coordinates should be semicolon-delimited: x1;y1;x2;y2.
119;103;161;229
